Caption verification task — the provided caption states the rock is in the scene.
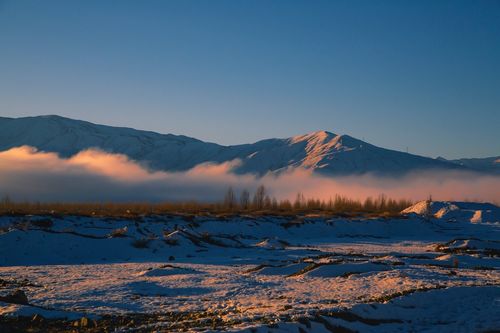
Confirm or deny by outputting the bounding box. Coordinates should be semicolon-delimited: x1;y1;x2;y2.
169;255;175;261
109;226;128;238
0;289;29;305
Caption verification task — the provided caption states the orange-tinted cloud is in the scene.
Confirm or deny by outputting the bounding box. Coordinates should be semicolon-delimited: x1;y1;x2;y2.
0;146;498;203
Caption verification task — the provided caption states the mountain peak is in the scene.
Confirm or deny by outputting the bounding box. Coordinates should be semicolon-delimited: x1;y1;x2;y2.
311;130;335;137
290;130;337;144
39;114;64;119
1;115;491;175
308;130;336;138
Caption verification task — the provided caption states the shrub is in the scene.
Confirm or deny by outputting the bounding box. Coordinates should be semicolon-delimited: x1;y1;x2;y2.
30;218;53;229
164;238;179;246
131;238;150;248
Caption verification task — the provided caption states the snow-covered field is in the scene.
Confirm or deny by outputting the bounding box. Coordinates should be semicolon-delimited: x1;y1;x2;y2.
1;201;499;332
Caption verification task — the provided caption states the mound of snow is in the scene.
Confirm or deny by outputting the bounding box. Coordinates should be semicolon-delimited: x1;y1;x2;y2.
257;263;310;276
0;302;92;320
441;239;500;252
305;262;389;278
402;201;500;223
138;265;201;277
255;238;289;249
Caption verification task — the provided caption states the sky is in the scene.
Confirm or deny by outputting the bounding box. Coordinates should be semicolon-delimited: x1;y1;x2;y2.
0;0;499;159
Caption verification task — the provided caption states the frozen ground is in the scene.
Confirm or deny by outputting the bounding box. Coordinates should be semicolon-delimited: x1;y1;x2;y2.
0;201;499;332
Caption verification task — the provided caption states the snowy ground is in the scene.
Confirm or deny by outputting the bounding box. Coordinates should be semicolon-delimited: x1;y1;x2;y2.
1;201;499;332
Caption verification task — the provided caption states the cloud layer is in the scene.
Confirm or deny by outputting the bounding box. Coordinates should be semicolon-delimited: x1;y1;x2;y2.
0;146;499;203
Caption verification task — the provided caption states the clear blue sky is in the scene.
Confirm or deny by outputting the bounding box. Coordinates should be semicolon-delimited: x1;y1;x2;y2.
1;0;499;159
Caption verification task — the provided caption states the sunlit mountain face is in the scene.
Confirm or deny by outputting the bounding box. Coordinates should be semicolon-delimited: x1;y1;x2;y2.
1;115;498;204
3;115;496;177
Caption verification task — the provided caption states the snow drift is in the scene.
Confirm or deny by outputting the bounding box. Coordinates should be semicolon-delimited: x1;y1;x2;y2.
402;201;500;222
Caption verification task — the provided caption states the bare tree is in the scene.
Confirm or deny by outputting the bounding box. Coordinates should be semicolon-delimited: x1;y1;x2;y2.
271;197;278;210
378;194;387;211
263;195;272;209
363;197;375;212
252;185;266;210
240;189;250;210
223;187;236;210
293;192;305;210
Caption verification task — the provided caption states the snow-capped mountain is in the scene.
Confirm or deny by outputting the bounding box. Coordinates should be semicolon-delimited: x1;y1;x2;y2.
0;115;485;175
443;156;500;175
0;115;227;171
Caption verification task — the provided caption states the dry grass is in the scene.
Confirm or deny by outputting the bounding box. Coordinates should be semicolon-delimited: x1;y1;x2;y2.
0;191;412;218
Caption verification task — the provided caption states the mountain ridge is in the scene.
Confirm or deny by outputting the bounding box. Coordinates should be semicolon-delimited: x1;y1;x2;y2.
0;115;497;175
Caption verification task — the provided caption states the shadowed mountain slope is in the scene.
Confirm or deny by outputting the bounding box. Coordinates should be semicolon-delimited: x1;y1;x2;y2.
0;115;474;175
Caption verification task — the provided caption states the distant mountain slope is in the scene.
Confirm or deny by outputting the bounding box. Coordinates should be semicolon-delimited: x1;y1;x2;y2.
222;130;462;175
443;156;500;175
0;115;224;171
0;115;472;175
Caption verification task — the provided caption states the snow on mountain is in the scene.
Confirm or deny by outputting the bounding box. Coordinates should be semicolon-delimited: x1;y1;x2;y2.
0;115;223;171
224;130;463;175
0;115;467;175
440;156;500;174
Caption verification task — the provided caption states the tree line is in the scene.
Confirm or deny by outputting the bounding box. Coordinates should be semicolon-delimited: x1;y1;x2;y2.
222;185;412;213
0;186;412;216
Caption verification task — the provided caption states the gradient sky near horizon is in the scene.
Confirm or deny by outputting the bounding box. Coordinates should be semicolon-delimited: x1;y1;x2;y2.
0;0;499;159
